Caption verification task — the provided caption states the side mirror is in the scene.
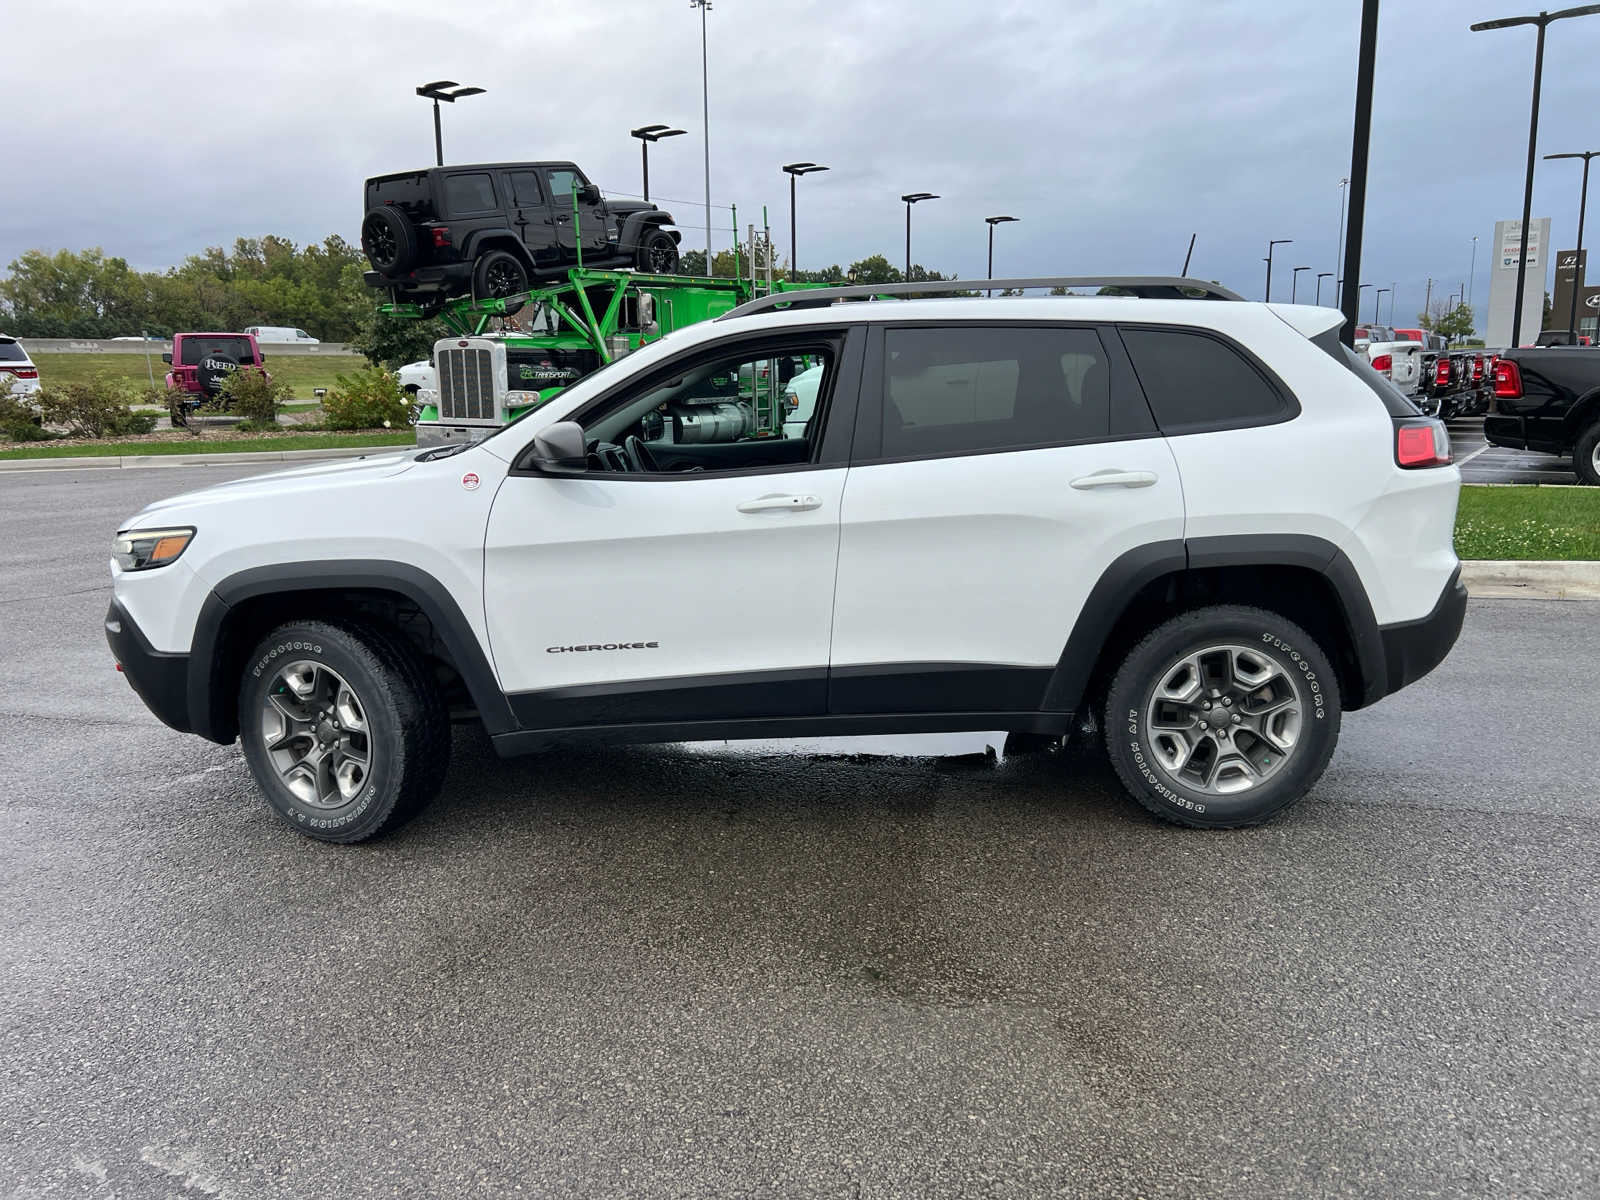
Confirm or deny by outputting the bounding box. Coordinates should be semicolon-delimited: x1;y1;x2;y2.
530;420;587;473
161;352;173;364
582;184;602;205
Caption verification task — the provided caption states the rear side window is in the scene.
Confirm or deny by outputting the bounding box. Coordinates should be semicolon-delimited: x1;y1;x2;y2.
1120;327;1286;432
880;326;1112;459
0;340;26;362
507;171;545;207
443;173;498;214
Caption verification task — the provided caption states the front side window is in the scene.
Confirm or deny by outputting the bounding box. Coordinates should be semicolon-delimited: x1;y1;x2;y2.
573;343;835;475
1120;327;1286;432
880;325;1111;459
443;172;497;214
547;169;583;202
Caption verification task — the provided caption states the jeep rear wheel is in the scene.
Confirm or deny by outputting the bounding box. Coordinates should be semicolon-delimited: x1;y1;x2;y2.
474;250;530;300
362;207;418;275
1104;605;1341;828
635;229;679;274
237;620;449;843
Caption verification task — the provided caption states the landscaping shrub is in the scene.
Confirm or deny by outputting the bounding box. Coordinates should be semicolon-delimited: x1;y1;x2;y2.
216;367;295;426
34;381;156;438
0;393;52;442
322;366;411;430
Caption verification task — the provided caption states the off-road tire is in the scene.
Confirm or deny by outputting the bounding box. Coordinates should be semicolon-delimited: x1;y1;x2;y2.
635;229;679;274
238;619;449;844
1104;605;1342;829
1574;422;1600;486
362;207;418;275
473;250;529;300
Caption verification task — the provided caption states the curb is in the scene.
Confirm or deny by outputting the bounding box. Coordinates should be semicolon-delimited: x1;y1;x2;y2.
1461;559;1600;600
0;445;411;472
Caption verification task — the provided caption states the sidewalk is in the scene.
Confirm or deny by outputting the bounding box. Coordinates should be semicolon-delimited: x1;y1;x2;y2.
0;446;396;471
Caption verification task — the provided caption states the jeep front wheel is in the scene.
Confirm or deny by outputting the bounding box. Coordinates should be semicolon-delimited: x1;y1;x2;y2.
1104;605;1341;828
237;620;449;843
474;250;529;300
635;229;679;274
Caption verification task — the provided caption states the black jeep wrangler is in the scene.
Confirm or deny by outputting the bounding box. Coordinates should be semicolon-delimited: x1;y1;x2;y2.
361;161;681;305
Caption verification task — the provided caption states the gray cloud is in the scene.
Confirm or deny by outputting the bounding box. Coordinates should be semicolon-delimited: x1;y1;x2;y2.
4;0;1599;324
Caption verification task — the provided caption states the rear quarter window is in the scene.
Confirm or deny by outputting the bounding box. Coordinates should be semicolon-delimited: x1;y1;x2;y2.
1119;326;1289;433
444;173;498;215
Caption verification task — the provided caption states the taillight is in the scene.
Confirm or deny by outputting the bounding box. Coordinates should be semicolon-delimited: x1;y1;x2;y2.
1372;353;1392;374
1472;355;1484;383
1394;420;1451;469
1492;359;1522;398
1434;358;1451;387
4;367;38;379
431;226;451;248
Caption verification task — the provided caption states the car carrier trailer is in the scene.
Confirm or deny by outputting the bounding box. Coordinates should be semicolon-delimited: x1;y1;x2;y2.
385;267;824;447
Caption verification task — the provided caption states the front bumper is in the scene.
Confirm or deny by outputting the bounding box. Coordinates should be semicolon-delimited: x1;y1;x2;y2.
1377;567;1466;699
105;600;195;735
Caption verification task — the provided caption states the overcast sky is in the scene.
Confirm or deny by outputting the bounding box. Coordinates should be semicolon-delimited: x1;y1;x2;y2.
6;0;1600;325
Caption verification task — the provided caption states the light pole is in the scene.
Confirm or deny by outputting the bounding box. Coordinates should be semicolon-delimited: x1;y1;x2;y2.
985;216;1019;296
782;163;828;279
1339;0;1379;345
1291;265;1310;302
1316;271;1334;305
1390;281;1398;324
1357;282;1372;326
901;192;938;281
1470;5;1600;347
1263;238;1292;302
630;125;685;202
415;81;485;166
1337;177;1350;305
691;0;714;270
1375;287;1390;324
1545;149;1599;336
1468;234;1479;309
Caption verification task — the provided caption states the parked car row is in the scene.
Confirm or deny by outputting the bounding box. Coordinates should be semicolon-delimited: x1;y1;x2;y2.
1353;324;1495;420
1486;343;1600;485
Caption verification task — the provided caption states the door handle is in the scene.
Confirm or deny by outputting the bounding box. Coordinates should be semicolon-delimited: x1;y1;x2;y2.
737;493;822;513
1070;470;1158;490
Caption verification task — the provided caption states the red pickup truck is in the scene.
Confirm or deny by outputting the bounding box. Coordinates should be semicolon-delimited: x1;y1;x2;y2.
162;332;269;423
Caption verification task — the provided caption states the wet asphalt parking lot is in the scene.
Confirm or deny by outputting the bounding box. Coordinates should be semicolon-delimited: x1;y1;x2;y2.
1448;413;1582;486
2;463;1596;1199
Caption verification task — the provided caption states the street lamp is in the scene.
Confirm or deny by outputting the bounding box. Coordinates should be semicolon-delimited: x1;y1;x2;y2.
630;125;685;202
782;163;828;279
1291;265;1310;303
415;80;485;166
1374;287;1390;324
1336;177;1350;305
1470;4;1600;345
1468;234;1480;309
1263;238;1292;302
901;192;938;281
1390;281;1398;324
691;0;714;269
1357;282;1372;323
1316;271;1334;305
985;216;1020;296
1544;149;1599;336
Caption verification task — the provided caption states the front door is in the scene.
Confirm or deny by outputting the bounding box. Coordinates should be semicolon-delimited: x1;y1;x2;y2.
545;166;611;261
828;321;1185;715
502;169;560;269
482;329;862;731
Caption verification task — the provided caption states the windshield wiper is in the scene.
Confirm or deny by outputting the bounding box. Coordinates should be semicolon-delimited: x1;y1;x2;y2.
416;443;470;461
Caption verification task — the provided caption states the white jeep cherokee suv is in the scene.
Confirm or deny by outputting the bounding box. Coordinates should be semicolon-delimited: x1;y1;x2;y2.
105;278;1465;842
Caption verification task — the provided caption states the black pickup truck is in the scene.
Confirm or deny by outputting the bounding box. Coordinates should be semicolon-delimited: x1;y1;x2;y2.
1484;347;1600;484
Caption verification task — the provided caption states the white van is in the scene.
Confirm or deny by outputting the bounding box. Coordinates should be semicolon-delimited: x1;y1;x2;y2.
243;326;320;345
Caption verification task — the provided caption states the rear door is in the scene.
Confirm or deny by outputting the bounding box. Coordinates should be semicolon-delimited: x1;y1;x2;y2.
828;321;1184;715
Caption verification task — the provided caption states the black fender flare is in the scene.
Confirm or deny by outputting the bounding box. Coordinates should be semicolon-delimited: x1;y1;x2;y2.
189;561;516;743
1039;535;1387;714
619;211;676;251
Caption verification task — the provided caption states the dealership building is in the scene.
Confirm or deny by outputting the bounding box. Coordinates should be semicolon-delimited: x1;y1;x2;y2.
1550;248;1599;341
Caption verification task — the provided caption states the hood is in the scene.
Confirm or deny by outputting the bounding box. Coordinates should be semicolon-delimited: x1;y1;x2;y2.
126;451;418;526
605;199;660;218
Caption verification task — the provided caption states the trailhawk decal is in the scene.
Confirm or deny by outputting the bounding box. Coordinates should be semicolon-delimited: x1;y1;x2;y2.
546;641;660;654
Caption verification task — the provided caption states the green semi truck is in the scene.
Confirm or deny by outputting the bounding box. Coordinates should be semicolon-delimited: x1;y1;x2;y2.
390;267;822;447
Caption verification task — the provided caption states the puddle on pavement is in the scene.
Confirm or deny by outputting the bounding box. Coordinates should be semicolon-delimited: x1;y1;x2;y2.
678;729;1015;762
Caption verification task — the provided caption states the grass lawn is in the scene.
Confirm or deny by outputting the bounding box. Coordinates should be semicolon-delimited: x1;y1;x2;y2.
0;431;414;460
1455;484;1600;560
30;353;367;399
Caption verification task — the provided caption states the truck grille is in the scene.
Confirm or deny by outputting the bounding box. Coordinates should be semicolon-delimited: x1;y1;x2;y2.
437;346;497;423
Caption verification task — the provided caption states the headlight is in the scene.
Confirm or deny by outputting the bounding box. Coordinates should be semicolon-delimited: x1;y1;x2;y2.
415;388;439;409
113;526;194;571
504;389;542;410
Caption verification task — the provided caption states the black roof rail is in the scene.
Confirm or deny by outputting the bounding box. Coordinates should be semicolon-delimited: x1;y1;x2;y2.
719;276;1245;320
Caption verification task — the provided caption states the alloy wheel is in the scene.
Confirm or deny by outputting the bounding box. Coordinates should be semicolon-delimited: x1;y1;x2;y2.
1143;643;1305;796
259;661;374;808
